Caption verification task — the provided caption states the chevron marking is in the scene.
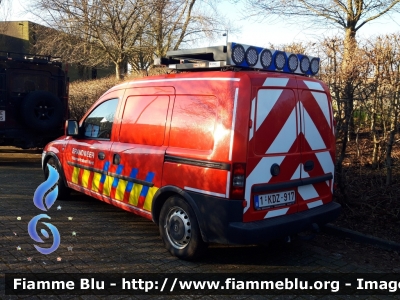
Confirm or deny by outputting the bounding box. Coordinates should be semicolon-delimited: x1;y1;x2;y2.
315;151;335;188
307;200;323;209
256;89;283;131
249;97;256;141
303;107;326;150
263;78;289;87
311;92;331;128
304;80;324;91
244;156;285;213
264;207;289;219
266;107;297;154
297;101;302;135
291;164;302;180
298;184;319;201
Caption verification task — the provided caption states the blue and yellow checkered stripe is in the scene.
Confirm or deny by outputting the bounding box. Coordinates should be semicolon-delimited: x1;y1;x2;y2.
71;162;158;211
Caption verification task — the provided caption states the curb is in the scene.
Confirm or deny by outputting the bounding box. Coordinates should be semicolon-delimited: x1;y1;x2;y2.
322;223;400;252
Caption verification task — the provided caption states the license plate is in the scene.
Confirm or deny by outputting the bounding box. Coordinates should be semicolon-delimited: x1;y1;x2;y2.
0;110;4;121
255;190;296;209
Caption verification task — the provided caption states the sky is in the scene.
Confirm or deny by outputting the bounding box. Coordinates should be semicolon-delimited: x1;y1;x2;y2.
3;0;400;51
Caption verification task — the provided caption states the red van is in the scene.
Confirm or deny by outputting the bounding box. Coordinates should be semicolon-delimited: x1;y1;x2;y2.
42;43;341;259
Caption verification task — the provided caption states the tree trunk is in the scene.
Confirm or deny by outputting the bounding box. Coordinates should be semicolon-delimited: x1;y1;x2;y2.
336;94;350;196
386;89;399;185
371;133;380;169
115;60;126;80
335;27;358;198
343;27;357;138
371;107;380;169
115;63;121;80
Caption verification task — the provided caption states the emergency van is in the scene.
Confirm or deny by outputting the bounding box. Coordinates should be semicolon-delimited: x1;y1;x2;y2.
42;42;341;259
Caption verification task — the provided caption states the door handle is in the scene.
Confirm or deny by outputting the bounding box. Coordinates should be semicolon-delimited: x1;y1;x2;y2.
304;160;314;172
98;152;105;160
113;153;121;165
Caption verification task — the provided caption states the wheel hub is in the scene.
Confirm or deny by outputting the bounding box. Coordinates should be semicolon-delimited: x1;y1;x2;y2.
35;101;54;120
169;216;185;240
165;207;192;250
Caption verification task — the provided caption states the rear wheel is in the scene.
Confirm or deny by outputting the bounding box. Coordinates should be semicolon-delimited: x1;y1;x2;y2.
45;157;71;200
159;196;208;260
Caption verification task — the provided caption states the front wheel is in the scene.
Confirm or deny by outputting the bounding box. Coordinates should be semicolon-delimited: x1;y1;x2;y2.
45;157;71;200
159;196;208;260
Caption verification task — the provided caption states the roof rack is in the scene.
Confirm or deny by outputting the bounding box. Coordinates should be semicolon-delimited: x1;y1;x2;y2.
155;42;320;76
0;51;62;67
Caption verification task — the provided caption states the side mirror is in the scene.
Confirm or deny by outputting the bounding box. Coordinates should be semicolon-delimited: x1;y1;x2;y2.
65;119;79;136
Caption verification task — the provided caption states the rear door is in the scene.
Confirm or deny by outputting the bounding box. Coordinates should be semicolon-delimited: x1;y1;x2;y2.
244;76;301;222
297;79;335;212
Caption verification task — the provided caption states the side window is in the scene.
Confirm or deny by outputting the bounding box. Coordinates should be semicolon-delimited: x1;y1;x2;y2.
83;98;119;139
120;95;170;146
169;95;217;151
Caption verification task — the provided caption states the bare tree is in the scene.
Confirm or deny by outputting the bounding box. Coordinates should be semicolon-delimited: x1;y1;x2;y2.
363;34;400;183
32;0;231;76
127;0;232;73
31;0;155;79
149;0;224;58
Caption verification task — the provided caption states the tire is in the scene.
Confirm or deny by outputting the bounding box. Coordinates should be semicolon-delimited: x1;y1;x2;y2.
159;196;208;260
21;91;64;132
45;157;71;200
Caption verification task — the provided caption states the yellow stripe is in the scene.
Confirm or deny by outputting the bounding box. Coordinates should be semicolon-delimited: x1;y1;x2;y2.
72;167;80;184
129;184;142;206
92;172;102;192
115;180;128;201
81;169;91;188
143;186;158;211
103;175;113;196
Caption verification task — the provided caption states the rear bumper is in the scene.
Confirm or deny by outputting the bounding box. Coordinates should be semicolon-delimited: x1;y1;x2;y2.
227;201;341;244
187;190;341;244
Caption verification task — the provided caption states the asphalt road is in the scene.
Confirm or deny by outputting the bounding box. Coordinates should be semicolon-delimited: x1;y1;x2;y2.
0;147;395;299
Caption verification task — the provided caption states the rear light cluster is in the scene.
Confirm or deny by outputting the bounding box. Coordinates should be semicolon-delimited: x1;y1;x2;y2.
230;163;246;200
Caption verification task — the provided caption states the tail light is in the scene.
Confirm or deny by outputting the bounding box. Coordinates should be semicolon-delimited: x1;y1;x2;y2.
230;163;246;200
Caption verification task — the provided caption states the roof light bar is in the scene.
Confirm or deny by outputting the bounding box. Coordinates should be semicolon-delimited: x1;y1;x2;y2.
227;42;319;75
232;44;245;65
274;51;286;70
310;58;320;75
300;56;310;73
260;49;273;69
159;42;320;76
288;54;299;72
245;47;258;66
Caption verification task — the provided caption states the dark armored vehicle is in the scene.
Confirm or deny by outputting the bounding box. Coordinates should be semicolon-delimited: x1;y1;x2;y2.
0;51;68;148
